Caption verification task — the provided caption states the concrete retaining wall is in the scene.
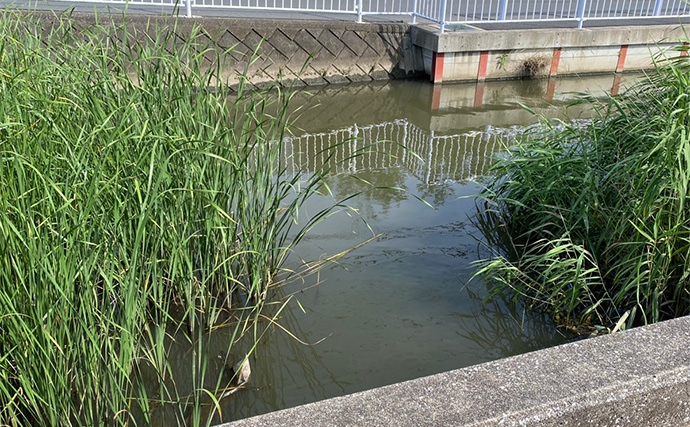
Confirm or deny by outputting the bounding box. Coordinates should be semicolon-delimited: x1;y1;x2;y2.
26;11;416;88
27;11;690;86
221;315;690;426
413;24;689;83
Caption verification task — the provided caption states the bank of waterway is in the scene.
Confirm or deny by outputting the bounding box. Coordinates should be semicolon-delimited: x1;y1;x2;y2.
218;73;640;422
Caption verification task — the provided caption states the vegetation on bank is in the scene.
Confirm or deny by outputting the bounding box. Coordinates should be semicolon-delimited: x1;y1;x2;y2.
0;11;336;426
476;45;690;333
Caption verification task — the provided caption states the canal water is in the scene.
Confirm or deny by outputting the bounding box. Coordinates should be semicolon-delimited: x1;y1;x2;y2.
220;73;638;422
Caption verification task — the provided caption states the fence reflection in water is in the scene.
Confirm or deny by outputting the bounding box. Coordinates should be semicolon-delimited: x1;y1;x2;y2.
282;119;534;185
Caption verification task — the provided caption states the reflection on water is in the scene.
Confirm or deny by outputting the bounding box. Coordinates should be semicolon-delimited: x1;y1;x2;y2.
283;119;519;186
220;74;638;422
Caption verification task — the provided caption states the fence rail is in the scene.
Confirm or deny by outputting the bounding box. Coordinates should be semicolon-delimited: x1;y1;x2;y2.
57;0;690;31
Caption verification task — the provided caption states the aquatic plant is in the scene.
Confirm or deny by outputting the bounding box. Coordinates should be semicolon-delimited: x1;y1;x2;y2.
475;44;690;332
0;10;339;426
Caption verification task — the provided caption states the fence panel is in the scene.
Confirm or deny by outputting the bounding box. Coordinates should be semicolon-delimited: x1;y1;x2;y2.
54;0;690;31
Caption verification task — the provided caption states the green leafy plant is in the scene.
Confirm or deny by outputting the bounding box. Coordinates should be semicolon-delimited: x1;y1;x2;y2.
474;44;690;333
0;9;347;426
496;52;509;70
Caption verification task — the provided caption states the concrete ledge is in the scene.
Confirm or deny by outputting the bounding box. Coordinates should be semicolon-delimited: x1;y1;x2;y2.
412;24;689;53
222;315;690;426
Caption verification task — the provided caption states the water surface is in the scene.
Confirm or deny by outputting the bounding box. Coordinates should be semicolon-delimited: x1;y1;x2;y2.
223;74;639;421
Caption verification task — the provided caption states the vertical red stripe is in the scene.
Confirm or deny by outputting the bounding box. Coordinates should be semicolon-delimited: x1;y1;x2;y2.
431;52;445;83
546;78;557;102
431;85;442;111
550;47;562;77
611;74;622;96
477;51;489;81
616;45;628;73
473;82;485;109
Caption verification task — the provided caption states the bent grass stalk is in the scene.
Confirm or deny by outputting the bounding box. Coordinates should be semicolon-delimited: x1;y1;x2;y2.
0;10;347;426
474;44;690;332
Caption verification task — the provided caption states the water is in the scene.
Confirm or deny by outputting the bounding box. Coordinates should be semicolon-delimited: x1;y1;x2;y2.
219;74;638;422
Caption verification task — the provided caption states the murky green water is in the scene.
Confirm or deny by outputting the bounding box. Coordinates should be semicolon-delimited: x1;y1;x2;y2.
217;74;639;422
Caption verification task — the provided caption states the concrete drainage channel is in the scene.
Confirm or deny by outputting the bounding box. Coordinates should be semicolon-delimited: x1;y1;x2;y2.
220;315;690;426
24;10;690;424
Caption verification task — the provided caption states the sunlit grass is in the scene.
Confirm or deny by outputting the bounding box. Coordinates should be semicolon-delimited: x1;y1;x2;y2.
0;10;339;426
475;43;690;333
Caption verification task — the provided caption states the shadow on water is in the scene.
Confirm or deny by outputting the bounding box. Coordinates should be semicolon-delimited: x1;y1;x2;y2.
209;73;641;423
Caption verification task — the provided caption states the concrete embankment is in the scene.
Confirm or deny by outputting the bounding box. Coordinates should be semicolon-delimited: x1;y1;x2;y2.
22;10;690;86
414;23;690;83
221;315;690;426
25;11;414;87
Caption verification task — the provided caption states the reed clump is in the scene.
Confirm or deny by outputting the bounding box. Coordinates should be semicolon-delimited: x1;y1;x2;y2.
0;10;334;426
475;45;690;333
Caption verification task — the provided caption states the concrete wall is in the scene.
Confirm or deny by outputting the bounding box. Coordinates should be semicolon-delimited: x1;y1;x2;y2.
26;11;690;86
220;315;690;426
412;24;689;83
27;11;417;88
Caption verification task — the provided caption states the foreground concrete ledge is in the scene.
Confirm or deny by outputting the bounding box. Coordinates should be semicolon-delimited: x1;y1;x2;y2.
412;24;689;52
222;315;690;426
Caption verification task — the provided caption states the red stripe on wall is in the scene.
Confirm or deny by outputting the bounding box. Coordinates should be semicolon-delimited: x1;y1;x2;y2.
431;52;445;83
477;51;489;81
550;47;562;77
616;45;628;73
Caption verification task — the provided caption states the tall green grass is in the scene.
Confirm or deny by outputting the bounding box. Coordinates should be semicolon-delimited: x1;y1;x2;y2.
475;44;690;332
0;10;336;425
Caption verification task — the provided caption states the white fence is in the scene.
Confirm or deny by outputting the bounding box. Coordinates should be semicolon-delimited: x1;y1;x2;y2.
435;0;690;30
56;0;690;31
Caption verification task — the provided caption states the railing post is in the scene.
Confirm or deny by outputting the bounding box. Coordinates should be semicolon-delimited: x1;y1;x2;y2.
185;0;192;17
439;0;448;33
652;0;664;16
499;0;509;20
357;0;363;23
576;0;587;28
411;0;418;24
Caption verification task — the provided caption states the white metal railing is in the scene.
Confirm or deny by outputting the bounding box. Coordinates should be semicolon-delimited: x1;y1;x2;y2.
55;0;689;32
437;0;690;31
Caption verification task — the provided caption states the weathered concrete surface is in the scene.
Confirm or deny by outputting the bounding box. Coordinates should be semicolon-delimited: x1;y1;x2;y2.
220;315;690;426
413;24;689;82
20;10;417;87
15;10;690;85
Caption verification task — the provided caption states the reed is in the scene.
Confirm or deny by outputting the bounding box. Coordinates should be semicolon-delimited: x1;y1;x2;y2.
475;44;690;332
0;10;337;425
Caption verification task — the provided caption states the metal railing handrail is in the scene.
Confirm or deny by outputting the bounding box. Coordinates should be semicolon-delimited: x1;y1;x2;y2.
54;0;690;32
